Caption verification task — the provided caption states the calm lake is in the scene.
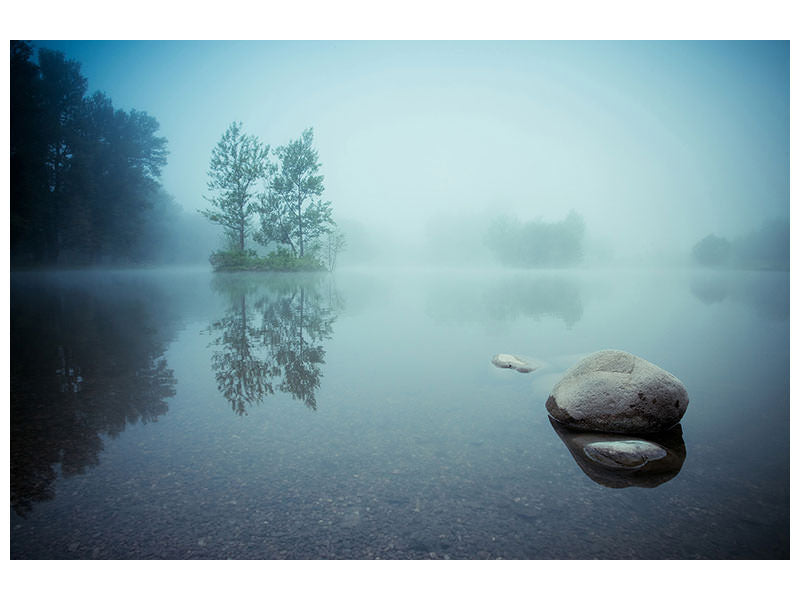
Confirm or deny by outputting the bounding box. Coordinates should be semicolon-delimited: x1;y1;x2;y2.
10;266;789;559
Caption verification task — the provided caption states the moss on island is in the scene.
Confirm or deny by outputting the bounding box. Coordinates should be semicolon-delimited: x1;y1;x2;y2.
209;249;326;272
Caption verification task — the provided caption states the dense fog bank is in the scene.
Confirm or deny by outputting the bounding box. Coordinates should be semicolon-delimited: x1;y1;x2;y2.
11;41;788;273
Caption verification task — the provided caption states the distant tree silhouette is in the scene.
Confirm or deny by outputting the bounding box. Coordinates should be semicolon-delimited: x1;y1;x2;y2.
10;41;169;266
485;210;586;267
691;219;788;270
691;234;731;267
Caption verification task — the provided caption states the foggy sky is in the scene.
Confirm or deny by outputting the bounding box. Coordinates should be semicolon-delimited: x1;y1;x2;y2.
35;40;789;261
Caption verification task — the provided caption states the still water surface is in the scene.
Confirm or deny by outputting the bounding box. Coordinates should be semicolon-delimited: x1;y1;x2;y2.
10;267;789;559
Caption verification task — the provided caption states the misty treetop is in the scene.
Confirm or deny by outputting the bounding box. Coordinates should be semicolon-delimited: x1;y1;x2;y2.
691;219;789;270
258;128;331;258
201;121;272;253
485;211;586;268
10;41;171;265
203;123;339;271
691;234;732;267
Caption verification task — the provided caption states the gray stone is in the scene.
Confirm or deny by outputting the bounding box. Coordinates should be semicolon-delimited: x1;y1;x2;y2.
491;353;540;373
545;349;689;433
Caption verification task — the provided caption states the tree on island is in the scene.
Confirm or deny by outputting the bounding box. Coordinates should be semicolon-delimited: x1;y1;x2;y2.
202;124;343;271
201;121;271;252
256;128;332;258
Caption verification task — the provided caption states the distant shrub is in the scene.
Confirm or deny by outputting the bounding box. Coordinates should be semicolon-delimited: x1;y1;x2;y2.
209;247;325;272
209;249;257;270
261;247;326;272
485;211;585;267
691;234;731;267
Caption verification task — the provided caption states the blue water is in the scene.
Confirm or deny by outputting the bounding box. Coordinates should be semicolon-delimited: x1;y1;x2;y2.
10;267;789;559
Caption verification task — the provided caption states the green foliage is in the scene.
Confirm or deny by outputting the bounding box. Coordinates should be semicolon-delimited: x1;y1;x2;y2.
209;248;258;270
485;210;586;267
209;247;325;272
256;128;332;257
202;124;340;268
200;122;271;252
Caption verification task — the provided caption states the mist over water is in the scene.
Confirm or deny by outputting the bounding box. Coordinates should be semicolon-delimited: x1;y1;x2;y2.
9;40;789;560
24;40;788;268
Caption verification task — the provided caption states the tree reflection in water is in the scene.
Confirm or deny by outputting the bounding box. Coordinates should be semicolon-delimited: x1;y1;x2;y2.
425;274;583;328
209;274;342;414
10;273;179;516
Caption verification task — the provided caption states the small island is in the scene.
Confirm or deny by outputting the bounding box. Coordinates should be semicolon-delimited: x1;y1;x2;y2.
201;123;345;272
208;248;326;272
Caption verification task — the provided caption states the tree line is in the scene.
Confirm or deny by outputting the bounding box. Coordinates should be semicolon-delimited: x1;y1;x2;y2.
484;210;586;267
202;122;345;271
691;218;789;270
10;41;177;266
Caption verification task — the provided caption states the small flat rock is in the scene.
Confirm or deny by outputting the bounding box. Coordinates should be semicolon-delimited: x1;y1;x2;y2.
491;353;539;373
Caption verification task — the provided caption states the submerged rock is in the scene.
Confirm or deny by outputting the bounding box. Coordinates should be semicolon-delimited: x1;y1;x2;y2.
549;417;686;488
545;349;689;434
491;354;539;373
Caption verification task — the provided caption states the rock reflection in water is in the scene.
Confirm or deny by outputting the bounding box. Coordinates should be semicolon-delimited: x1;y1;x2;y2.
209;273;342;415
549;417;686;488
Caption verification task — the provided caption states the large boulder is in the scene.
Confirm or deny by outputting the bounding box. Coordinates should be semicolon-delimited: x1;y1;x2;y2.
545;349;689;434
